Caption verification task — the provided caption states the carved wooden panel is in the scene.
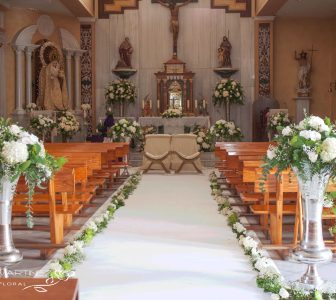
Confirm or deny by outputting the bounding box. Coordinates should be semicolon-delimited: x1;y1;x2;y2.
98;0;141;18
211;0;251;17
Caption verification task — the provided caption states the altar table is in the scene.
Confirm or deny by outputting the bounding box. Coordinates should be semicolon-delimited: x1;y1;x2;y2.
139;116;210;134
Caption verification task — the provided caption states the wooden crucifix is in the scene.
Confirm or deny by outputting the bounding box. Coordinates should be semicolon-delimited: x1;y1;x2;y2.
157;0;193;58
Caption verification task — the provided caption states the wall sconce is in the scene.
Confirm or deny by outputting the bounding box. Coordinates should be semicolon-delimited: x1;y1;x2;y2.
329;81;336;92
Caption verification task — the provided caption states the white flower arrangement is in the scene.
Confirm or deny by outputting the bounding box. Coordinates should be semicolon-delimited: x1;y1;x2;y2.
161;108;183;119
267;112;291;132
30;115;56;140
0;119;64;228
108;119;142;142
212;78;244;106
105;79;136;105
210;119;243;142
26;103;38;111
57;111;80;141
263;115;336;181
47;172;142;279
192;125;214;152
81;103;91;111
209;171;336;300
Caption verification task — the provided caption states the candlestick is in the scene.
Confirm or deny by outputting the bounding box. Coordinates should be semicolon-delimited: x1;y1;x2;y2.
142;99;144;109
195;99;197;109
187;99;190;110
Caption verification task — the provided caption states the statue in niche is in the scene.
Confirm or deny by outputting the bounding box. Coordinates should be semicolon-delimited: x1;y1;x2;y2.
294;50;311;96
116;37;133;69
218;35;232;68
37;41;68;110
157;0;193;57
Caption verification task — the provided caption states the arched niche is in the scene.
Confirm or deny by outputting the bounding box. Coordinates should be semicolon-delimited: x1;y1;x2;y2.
12;25;37;45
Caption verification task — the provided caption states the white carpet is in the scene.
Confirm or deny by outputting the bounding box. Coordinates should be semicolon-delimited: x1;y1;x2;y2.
75;172;268;300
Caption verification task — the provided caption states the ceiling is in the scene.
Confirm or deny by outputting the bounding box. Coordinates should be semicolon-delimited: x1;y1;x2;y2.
277;0;336;18
0;0;73;16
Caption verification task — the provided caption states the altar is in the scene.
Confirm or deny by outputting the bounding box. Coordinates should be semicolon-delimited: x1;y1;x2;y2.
138;116;210;134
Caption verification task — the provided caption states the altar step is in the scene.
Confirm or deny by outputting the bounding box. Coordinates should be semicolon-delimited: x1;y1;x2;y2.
129;150;216;168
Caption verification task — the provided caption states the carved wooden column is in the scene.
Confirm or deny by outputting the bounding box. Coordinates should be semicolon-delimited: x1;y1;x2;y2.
163;79;168;110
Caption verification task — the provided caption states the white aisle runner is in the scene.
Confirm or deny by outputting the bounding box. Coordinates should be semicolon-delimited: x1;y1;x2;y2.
76;173;268;300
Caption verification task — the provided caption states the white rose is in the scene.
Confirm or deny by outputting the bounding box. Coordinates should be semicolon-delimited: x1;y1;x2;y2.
279;288;289;299
321;137;336;162
197;137;203;143
299;130;321;141
9;124;22;135
307;151;318;163
2;141;29;165
266;146;276;160
282;126;292;136
49;261;63;273
214;91;219;97
202;142;210;149
64;245;77;256
223;91;229;97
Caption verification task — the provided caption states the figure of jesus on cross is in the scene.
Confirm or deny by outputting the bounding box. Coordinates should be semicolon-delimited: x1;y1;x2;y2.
158;0;193;57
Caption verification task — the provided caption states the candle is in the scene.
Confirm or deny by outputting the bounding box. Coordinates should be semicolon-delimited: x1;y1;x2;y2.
187;99;190;110
195;99;197;109
203;99;206;109
150;100;152;109
142;99;144;109
157;99;160;109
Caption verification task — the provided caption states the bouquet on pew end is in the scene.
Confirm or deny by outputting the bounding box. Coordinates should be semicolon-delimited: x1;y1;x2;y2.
210;119;243;142
108;118;142;143
192;125;215;152
0;118;65;227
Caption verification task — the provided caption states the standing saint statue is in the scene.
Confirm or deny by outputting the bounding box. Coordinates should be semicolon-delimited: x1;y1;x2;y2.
38;60;69;110
294;50;311;96
158;0;193;57
116;37;133;68
218;35;232;68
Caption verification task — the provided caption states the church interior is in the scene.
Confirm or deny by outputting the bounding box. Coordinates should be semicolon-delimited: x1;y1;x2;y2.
0;0;336;299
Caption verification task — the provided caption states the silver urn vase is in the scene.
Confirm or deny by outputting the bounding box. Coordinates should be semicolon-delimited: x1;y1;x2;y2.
291;166;332;288
0;177;22;265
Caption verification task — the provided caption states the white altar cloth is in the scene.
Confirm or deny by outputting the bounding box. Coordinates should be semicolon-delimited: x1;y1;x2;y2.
139;116;210;134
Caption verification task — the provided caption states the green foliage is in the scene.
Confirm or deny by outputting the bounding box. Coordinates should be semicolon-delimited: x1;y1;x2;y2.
256;275;282;294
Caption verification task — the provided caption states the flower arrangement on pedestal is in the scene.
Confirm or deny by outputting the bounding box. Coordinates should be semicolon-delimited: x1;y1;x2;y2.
212;78;244;119
263;114;336;289
30;115;56;141
108;119;142;143
81;103;91;123
57;111;80;142
192;125;215;152
161;108;183;119
26;103;38;112
267;112;291;133
210;119;243;142
0;118;65;227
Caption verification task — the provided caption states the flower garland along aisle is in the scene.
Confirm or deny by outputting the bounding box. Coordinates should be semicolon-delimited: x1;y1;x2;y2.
210;119;243;142
212;78;244;120
208;171;336;300
47;171;142;279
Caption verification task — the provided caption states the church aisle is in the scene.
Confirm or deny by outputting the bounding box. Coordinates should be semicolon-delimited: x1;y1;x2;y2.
75;172;268;300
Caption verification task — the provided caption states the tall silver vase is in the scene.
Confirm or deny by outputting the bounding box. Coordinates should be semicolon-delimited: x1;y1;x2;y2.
291;166;332;288
0;177;22;265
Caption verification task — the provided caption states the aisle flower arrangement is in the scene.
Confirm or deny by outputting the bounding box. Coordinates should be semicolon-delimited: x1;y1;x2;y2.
210;119;243;142
29;115;56;141
81;103;91;122
0;118;65;227
212;78;244;106
161;108;183;119
105;79;136;105
192;125;214;151
57;111;80;142
209;171;336;300
108;119;142;142
47;172;142;279
267;112;291;133
262;115;336;180
26;103;38;112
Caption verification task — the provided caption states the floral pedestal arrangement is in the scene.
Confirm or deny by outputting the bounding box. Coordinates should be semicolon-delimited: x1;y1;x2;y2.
263;115;336;289
210;119;243;142
0;119;64;265
108;119;142;144
57;111;80;143
161;108;183;119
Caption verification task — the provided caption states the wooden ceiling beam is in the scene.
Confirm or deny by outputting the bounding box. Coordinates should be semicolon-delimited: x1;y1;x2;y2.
59;0;95;17
255;0;288;16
